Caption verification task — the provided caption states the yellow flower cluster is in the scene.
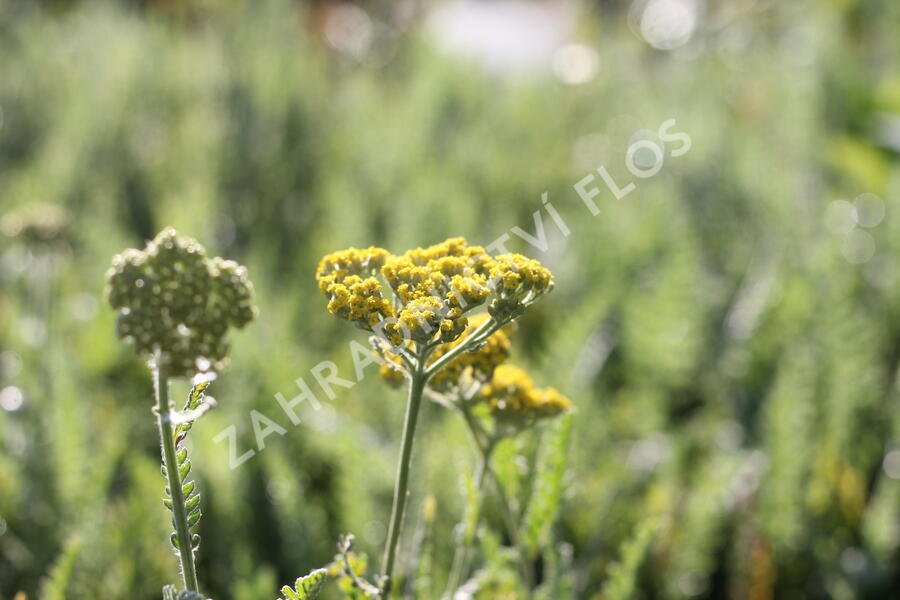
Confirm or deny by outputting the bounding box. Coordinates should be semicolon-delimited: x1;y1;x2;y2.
487;254;555;321
480;365;572;423
315;247;394;328
316;238;554;347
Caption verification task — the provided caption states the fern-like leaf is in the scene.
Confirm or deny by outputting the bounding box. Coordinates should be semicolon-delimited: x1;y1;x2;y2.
163;381;210;552
521;414;573;556
174;381;212;446
279;568;328;600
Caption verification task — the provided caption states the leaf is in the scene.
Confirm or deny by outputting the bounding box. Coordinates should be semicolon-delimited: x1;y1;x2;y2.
187;508;202;528
185;493;201;512
174;381;212;447
179;459;192;480
599;520;659;600
535;543;574;600
182;481;196;498
279;568;328;600
521;414;572;557
160;377;211;579
39;536;82;600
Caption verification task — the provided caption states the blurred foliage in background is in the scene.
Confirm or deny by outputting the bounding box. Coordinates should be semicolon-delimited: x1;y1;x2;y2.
2;0;900;598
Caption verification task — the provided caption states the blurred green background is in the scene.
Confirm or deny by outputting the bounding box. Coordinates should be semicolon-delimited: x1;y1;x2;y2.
2;0;900;598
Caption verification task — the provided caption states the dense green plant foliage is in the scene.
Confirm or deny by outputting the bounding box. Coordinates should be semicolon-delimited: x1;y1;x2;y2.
1;0;900;598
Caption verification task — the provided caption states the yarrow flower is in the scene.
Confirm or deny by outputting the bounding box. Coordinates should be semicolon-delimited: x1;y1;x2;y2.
316;237;563;595
316;237;553;348
105;227;257;379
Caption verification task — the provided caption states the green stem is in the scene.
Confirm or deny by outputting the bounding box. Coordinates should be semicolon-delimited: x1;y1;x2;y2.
488;468;534;596
381;367;427;595
444;445;491;598
154;367;200;593
425;318;498;378
458;411;535;596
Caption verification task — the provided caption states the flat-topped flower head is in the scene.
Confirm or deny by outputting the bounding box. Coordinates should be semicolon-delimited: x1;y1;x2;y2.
316;237;553;352
480;364;571;425
105;228;257;379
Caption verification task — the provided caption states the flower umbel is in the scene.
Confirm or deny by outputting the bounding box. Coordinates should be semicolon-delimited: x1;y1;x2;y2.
317;237;552;349
105;227;257;378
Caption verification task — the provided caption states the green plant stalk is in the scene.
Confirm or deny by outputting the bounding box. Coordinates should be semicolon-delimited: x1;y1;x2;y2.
154;367;200;593
381;366;427;595
425;318;498;378
443;449;490;597
458;410;535;596
491;469;535;597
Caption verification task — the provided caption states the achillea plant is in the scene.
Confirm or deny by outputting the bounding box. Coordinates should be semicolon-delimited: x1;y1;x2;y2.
105;228;256;598
315;237;570;597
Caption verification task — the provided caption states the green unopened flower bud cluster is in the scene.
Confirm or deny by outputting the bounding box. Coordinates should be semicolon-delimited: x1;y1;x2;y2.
105;228;256;379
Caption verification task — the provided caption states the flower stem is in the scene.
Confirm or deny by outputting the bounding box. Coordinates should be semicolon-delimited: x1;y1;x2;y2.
443;445;491;598
425;318;498;378
458;410;535;597
381;366;427;595
154;367;200;593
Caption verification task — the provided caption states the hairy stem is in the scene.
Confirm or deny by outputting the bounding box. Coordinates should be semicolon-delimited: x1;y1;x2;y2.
154;368;200;592
381;366;427;595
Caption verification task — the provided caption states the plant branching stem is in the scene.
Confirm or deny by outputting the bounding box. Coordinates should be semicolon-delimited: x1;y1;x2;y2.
381;361;427;595
425;318;499;378
154;367;200;593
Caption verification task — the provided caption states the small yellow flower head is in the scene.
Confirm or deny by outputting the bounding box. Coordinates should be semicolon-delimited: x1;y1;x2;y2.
480;365;571;424
382;238;492;338
397;296;446;343
316;247;395;329
316;247;391;294
105;228;257;379
427;314;511;393
487;254;554;321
